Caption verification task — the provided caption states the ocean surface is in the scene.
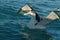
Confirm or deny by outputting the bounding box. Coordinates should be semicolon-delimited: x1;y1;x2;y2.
0;0;60;40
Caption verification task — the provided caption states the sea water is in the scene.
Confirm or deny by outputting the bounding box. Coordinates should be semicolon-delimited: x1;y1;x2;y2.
0;0;60;40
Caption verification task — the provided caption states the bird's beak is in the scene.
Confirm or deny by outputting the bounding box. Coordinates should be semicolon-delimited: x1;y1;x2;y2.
17;9;24;14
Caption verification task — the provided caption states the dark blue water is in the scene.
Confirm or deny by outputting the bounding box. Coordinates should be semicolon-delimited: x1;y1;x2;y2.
0;0;60;40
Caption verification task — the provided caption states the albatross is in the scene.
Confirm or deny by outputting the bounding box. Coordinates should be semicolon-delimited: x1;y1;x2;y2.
17;4;60;29
18;4;41;25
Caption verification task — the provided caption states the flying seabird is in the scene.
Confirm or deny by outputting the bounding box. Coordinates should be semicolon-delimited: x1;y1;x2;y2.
17;4;41;25
17;4;60;29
